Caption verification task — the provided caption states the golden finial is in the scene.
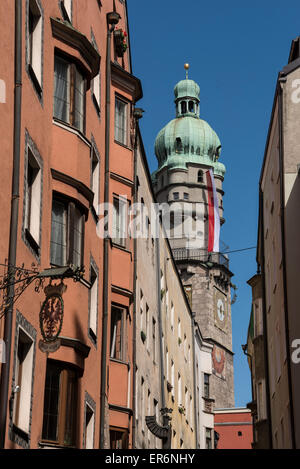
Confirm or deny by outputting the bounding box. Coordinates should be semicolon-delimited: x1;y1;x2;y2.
184;63;190;79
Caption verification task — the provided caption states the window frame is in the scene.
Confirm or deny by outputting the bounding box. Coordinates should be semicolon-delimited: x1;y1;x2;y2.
91;143;100;215
88;258;99;344
53;53;87;135
26;0;43;98
112;195;129;249
109;427;129;449
110;304;127;363
23;131;43;258
50;194;85;269
204;373;210;399
60;0;72;23
41;360;78;447
114;95;129;146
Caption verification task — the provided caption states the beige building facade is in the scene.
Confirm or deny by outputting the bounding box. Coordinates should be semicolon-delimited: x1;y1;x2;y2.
135;129;197;449
247;36;300;449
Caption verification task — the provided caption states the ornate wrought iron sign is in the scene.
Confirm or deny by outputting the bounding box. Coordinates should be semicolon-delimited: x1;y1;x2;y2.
39;282;67;343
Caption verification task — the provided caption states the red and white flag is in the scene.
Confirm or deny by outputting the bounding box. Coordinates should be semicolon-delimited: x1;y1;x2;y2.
206;169;220;253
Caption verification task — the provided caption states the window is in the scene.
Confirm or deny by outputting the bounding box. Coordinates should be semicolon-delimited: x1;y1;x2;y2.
24;147;42;250
184;193;189;200
146;304;149;350
60;0;72;22
204;373;210;398
13;328;34;435
171;360;175;398
141;377;145;432
205;428;212;449
42;361;78;446
92;71;100;114
27;0;43;94
91;32;100;114
173;192;179;200
84;403;95;449
50;196;85;268
181;101;187;114
170;303;174;331
110;305;126;361
152;318;156;363
110;428;128;449
53;55;86;133
89;263;98;341
112;197;128;247
178;374;182;405
198;170;203;183
188;101;194;112
91;146;100;213
175;138;183;153
178;319;181;343
115;97;128;145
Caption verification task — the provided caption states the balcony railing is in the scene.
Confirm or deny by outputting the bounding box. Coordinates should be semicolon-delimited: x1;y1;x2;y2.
172;248;229;269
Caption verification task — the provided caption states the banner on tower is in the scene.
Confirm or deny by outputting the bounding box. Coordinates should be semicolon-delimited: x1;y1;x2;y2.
206;169;220;253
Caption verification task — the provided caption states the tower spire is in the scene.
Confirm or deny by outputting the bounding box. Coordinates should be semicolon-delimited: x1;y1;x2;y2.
184;63;190;80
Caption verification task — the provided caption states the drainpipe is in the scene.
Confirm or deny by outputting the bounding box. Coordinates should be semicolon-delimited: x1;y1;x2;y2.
132;111;143;449
191;316;199;448
0;0;22;449
259;187;273;449
99;9;120;449
278;81;296;449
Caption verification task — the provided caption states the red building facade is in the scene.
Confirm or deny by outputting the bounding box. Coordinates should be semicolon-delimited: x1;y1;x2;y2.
214;408;253;449
0;0;141;449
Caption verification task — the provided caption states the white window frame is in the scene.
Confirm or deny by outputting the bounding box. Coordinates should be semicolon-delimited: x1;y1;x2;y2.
89;262;98;339
115;96;128;146
13;326;35;435
61;0;72;22
112;196;128;248
27;0;43;90
25;146;42;247
84;402;95;449
91;146;100;212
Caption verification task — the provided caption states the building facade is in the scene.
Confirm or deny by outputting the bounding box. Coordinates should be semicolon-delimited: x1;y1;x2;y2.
135;129;197;449
152;75;235;410
0;0;142;449
247;36;300;449
214;408;253;449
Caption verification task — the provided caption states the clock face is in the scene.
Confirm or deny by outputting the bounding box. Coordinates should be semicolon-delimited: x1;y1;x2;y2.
214;288;227;330
217;298;225;322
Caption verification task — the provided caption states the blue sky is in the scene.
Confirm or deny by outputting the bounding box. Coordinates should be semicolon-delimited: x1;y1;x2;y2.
127;0;300;406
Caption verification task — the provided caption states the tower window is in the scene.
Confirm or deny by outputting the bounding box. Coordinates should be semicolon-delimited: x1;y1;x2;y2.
175;137;183;154
181;101;187;114
173;192;179;200
184;193;189;200
188;101;194;112
198;170;203;183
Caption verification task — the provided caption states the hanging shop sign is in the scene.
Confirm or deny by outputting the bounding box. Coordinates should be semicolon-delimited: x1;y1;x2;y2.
39;282;67;344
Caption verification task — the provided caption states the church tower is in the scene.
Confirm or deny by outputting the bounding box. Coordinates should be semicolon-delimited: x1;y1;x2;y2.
152;68;235;409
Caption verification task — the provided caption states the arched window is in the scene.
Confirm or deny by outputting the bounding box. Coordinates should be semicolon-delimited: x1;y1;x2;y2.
175;137;183;154
181;101;187;114
188;101;194;112
198;170;203;183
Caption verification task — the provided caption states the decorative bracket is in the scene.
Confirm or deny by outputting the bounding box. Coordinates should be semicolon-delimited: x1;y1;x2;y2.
0;261;84;319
